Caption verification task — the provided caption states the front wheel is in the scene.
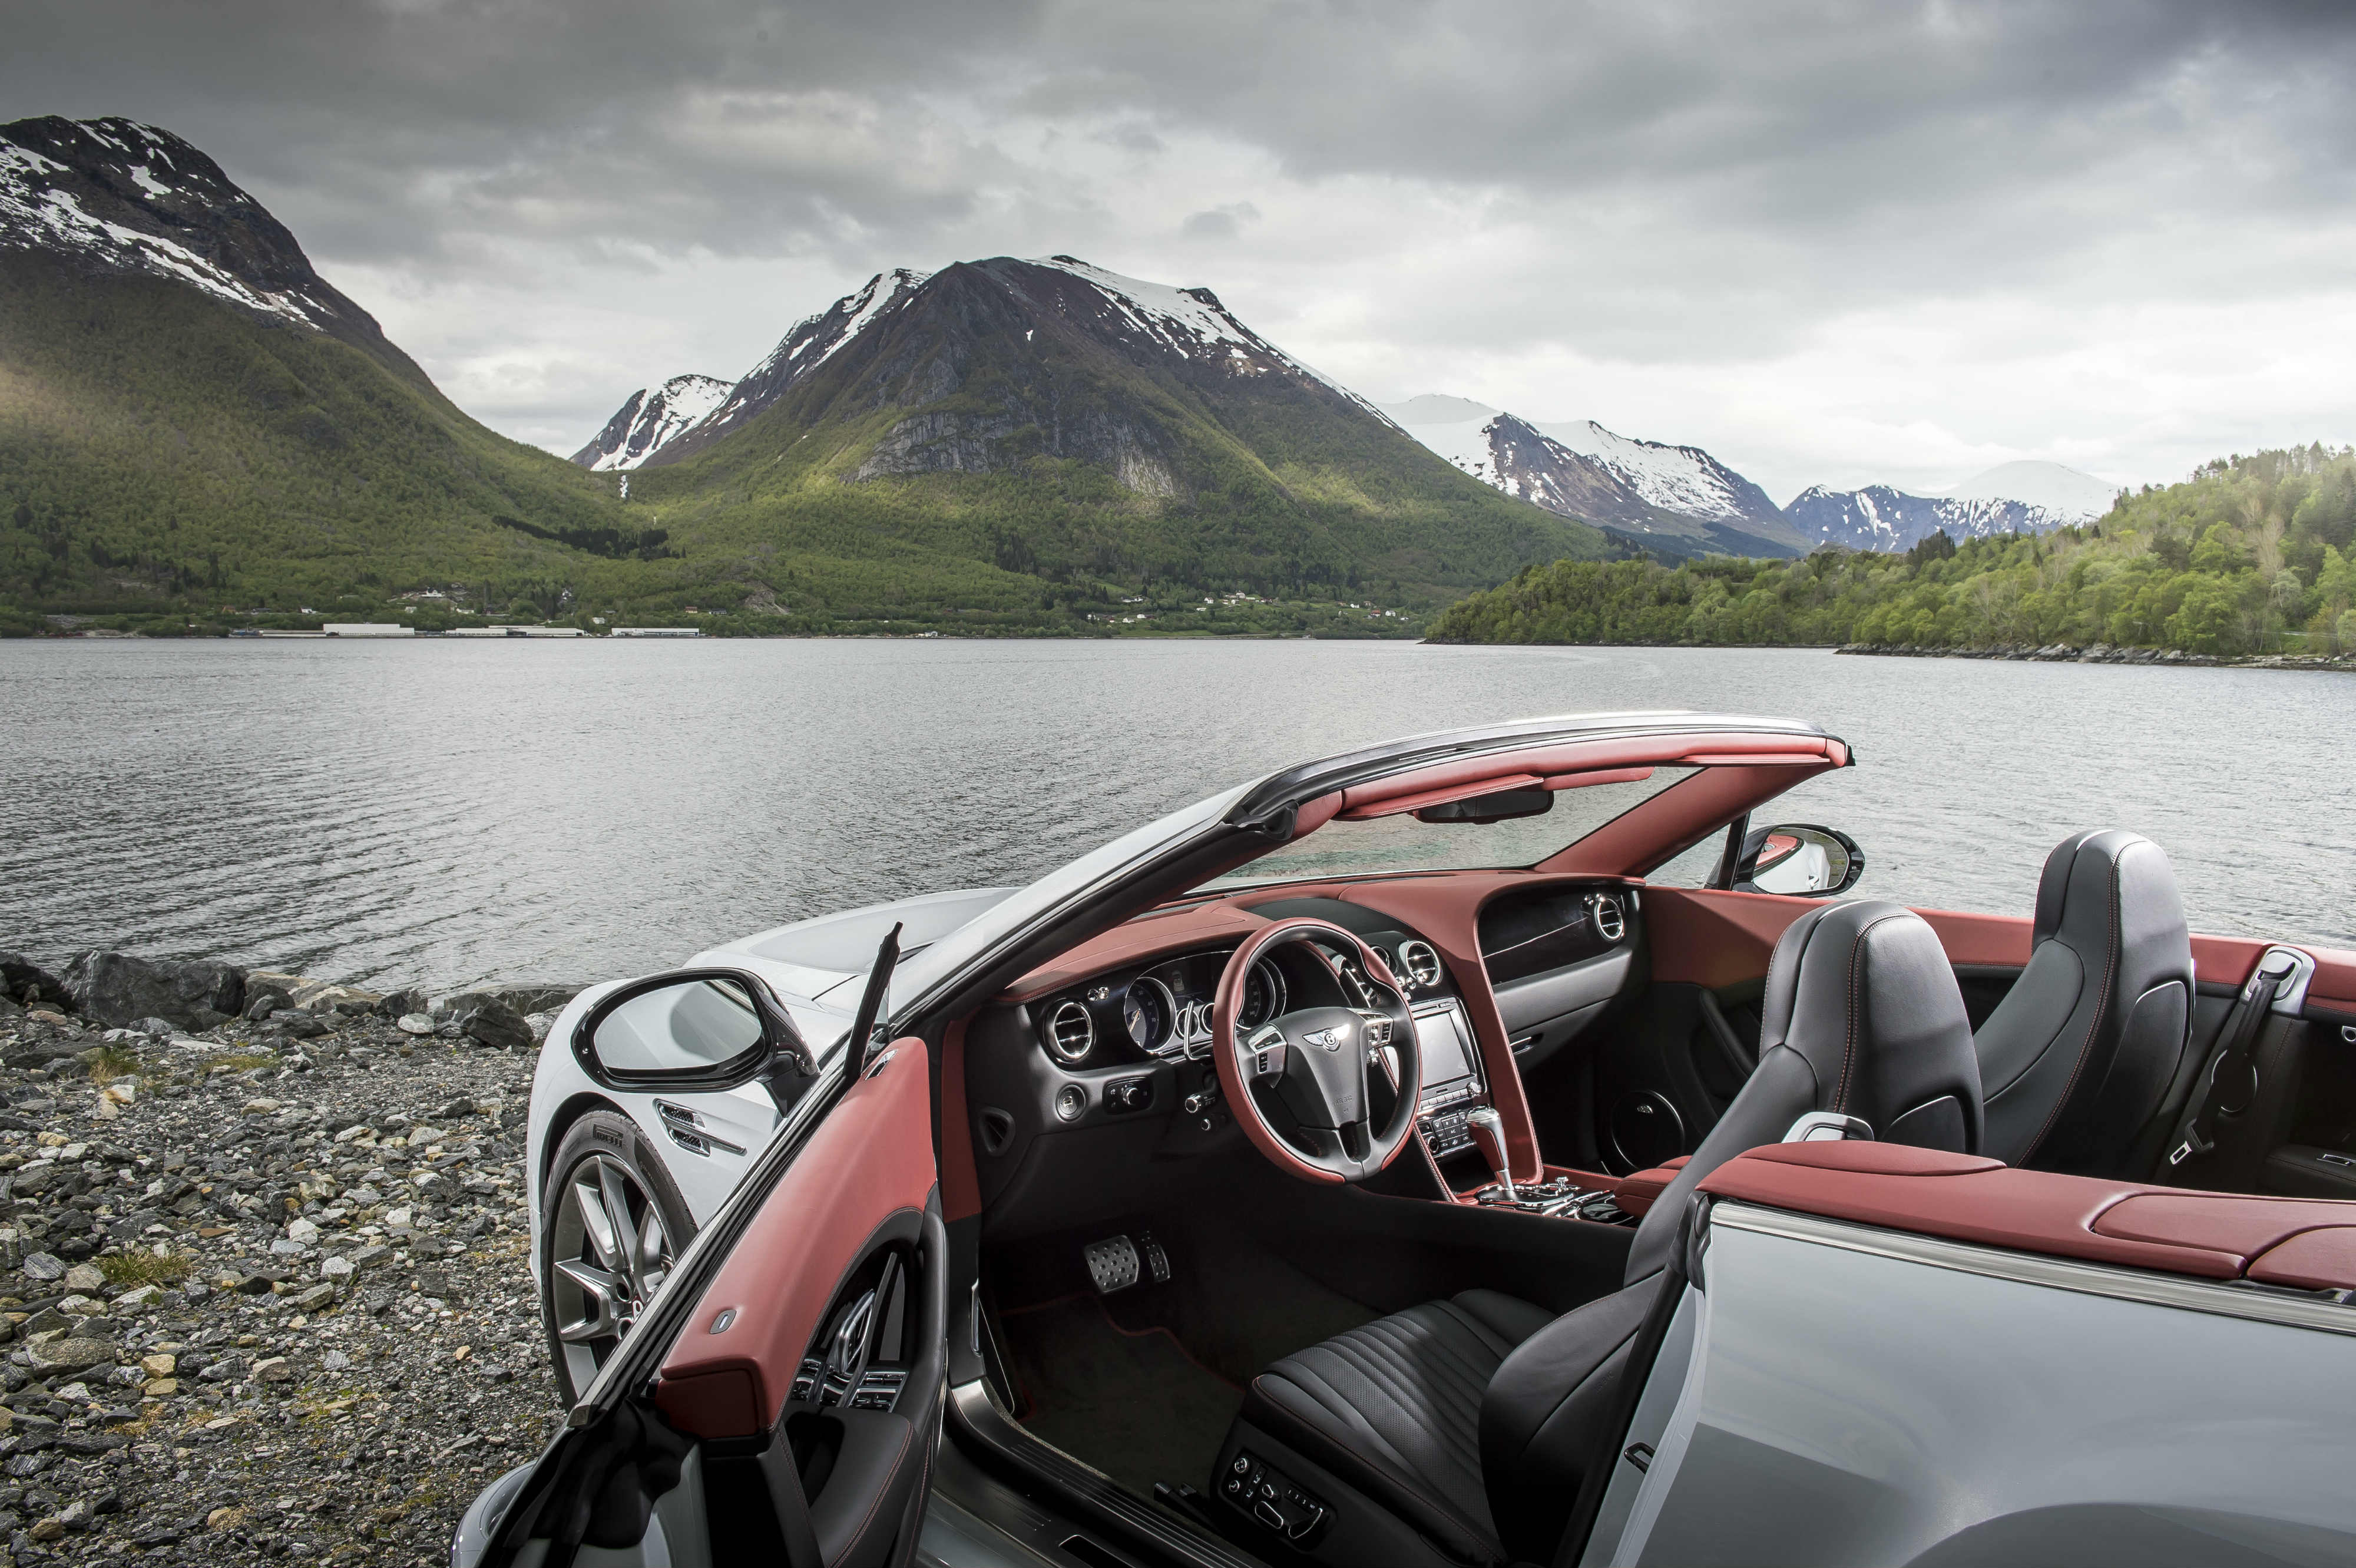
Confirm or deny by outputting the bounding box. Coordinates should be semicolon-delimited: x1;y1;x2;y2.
538;1110;694;1404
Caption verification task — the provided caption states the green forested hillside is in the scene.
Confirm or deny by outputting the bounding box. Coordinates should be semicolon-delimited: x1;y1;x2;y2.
1427;446;2356;657
0;253;673;622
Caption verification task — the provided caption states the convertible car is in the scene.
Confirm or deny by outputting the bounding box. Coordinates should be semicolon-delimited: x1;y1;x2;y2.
459;712;2356;1568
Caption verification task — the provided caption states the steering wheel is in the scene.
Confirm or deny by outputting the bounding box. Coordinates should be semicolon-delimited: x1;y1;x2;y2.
1212;917;1423;1184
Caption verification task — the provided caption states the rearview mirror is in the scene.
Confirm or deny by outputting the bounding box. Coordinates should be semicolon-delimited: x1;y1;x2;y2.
573;968;810;1090
1735;823;1864;898
1414;788;1553;825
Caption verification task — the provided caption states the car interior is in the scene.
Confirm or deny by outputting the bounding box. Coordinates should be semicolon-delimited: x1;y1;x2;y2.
489;721;2356;1568
932;746;2356;1568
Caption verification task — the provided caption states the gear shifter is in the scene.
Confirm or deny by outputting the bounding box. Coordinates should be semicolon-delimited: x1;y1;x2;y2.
1465;1105;1515;1203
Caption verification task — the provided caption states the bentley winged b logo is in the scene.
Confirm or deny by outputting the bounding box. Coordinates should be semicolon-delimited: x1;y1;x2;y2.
1301;1026;1346;1051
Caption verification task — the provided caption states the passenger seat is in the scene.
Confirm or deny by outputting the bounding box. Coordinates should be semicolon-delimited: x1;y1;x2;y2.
1973;829;2196;1176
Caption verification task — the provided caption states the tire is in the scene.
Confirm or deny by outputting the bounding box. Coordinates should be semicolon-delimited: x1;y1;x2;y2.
538;1109;696;1405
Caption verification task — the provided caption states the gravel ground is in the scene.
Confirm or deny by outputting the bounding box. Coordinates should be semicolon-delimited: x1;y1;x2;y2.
0;994;567;1565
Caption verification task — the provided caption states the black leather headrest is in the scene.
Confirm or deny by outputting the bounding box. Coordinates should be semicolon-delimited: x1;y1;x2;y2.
1758;901;1984;1151
2030;828;2189;975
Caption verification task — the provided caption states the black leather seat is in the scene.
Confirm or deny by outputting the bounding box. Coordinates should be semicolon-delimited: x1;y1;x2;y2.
1972;829;2195;1175
1226;901;1983;1566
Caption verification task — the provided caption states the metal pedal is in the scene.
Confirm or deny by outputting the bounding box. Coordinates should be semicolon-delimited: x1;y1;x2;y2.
1083;1235;1142;1294
1083;1231;1174;1295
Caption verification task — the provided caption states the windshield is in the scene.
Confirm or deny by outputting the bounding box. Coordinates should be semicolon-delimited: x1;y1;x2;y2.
1206;766;1700;886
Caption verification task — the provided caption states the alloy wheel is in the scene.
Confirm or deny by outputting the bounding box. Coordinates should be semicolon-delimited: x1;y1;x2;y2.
547;1153;675;1395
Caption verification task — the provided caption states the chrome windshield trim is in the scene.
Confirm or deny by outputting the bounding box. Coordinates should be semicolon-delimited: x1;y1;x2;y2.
1711;1202;2356;1339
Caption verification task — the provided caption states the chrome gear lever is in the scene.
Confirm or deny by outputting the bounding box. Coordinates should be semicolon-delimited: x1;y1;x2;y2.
1465;1105;1515;1203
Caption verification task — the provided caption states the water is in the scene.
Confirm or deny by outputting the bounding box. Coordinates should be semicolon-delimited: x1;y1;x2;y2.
1;640;2348;988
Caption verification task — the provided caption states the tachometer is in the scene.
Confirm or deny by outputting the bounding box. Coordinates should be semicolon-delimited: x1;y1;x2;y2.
1123;977;1176;1053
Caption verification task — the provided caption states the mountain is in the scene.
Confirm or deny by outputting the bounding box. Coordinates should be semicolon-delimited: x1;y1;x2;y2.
1944;460;2118;522
601;256;1610;614
0;115;646;614
1782;485;2062;551
1378;397;1806;559
572;373;730;471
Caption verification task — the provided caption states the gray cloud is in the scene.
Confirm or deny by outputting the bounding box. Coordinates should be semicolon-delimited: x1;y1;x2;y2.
7;1;2356;489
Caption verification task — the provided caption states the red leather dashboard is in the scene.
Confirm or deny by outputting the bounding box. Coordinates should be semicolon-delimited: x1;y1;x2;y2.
1698;1140;2356;1291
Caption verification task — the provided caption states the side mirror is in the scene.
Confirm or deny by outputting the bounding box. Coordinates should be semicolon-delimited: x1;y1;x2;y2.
1735;823;1864;898
573;968;812;1091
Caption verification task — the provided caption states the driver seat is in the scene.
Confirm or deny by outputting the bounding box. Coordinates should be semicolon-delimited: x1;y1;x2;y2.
1220;901;1984;1566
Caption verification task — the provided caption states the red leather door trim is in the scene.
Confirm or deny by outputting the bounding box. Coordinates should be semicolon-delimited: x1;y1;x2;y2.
657;1040;938;1440
938;1018;981;1223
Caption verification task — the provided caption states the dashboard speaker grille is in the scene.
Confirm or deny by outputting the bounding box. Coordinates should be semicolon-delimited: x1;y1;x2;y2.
1045;1000;1095;1064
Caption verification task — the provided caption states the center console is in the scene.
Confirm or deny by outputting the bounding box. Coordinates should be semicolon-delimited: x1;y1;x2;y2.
1410;999;1487;1159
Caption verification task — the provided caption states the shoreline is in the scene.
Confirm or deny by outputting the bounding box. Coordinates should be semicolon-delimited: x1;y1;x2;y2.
1833;641;2356;672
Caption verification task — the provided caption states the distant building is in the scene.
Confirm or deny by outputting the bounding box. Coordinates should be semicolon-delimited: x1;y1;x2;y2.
610;627;702;638
322;623;414;637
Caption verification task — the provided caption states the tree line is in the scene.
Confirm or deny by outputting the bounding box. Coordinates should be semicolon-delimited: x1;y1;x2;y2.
1425;446;2356;657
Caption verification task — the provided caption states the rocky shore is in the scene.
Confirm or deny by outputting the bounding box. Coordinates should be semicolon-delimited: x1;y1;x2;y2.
0;950;585;1565
1835;640;2356;670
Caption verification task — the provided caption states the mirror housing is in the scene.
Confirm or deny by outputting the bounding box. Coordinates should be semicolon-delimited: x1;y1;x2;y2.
1735;823;1864;898
1413;787;1553;825
572;968;815;1094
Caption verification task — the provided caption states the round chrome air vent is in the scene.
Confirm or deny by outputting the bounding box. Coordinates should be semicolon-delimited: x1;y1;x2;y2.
1395;940;1444;991
1044;1000;1095;1064
1592;892;1627;942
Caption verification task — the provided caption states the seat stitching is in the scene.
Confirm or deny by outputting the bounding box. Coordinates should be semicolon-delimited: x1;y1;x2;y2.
2021;852;2121;1162
1835;914;1904;1113
1310;1319;1490;1454
1250;1372;1497;1547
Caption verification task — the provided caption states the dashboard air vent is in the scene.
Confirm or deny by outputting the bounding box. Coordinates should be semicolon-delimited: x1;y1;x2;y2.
1045;1000;1095;1064
1396;940;1445;991
1593;893;1626;942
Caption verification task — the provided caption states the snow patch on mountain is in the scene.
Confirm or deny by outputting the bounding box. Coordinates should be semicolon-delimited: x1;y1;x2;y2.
1533;418;1777;527
1784;485;2059;551
0;117;355;332
1943;459;2118;522
571;373;733;472
1027;255;1381;414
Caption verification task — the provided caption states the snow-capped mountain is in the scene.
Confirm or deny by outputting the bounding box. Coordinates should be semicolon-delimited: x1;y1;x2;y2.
1378;397;1805;557
0;114;388;347
599;254;1385;475
1783;485;2057;551
1943;460;2118;523
571;373;731;471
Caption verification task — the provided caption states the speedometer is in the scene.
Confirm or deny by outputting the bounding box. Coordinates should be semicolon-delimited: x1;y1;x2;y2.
1237;957;1288;1030
1123;977;1175;1053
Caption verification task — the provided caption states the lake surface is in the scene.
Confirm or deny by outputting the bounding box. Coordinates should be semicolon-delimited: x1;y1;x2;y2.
1;639;2348;988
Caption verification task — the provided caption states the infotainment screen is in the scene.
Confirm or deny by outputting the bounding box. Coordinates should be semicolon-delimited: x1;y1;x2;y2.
1411;1002;1478;1089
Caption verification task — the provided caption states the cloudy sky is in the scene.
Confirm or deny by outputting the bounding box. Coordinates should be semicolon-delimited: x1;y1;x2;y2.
12;0;2356;499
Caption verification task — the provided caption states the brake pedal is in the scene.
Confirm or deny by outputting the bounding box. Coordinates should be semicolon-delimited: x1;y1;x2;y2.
1082;1232;1172;1295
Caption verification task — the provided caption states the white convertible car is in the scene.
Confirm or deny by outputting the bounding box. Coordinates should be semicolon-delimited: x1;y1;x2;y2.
466;712;2356;1568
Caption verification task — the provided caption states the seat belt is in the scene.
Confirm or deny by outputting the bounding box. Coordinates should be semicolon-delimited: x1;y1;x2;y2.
2167;948;2305;1170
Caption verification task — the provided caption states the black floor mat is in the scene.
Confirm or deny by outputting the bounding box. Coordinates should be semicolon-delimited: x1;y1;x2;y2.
997;1295;1243;1500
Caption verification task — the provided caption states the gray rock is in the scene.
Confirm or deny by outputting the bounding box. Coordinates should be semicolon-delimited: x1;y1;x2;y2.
0;954;69;1010
127;1015;178;1037
19;1252;65;1283
241;985;293;1021
438;984;583;1020
395;1014;436;1037
62;952;244;1030
458;1002;533;1052
269;1010;327;1039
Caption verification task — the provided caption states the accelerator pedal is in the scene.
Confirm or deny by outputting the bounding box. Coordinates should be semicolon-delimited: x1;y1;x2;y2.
1082;1232;1172;1295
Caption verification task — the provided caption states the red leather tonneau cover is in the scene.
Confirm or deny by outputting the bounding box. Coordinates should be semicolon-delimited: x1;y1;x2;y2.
1697;1142;2356;1290
656;1040;938;1440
